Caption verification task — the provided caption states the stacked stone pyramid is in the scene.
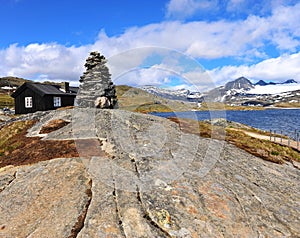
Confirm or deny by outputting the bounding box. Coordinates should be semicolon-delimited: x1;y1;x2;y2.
75;51;117;108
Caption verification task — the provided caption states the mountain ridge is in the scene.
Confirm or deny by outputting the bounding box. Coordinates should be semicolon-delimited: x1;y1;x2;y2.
1;76;300;109
139;77;300;108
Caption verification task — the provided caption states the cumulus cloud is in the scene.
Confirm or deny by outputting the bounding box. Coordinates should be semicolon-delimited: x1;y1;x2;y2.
209;52;300;85
182;69;216;91
101;2;300;58
108;48;209;89
0;43;89;84
114;66;174;87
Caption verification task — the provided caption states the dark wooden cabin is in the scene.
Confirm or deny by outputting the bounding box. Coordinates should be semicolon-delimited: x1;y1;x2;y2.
11;82;78;114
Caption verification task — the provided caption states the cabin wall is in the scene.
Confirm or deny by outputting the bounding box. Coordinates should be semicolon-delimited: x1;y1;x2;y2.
43;95;76;110
14;88;76;114
14;88;46;114
61;95;76;107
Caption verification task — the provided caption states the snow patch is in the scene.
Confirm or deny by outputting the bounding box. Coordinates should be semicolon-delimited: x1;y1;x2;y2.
248;83;300;95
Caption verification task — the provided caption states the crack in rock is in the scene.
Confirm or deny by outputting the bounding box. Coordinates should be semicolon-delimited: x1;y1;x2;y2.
130;154;173;238
69;179;93;238
0;171;17;193
112;181;127;238
137;186;172;238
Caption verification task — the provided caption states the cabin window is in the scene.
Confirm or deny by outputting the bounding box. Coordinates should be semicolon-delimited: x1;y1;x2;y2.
25;97;33;108
53;97;61;107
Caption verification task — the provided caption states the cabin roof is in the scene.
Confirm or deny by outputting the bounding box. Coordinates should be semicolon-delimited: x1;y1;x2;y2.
11;82;78;98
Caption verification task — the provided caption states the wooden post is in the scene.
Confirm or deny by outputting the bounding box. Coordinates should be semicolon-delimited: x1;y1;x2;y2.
297;132;299;150
280;130;283;144
270;129;272;141
274;130;276;142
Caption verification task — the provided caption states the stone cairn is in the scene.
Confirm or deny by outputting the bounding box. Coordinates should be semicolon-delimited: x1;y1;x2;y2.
75;51;117;108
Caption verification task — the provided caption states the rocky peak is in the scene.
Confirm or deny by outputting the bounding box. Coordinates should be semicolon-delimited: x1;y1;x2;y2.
283;79;297;84
76;51;117;109
224;76;254;91
255;80;268;86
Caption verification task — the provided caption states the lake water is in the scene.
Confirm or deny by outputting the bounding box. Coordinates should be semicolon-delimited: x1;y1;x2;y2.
152;109;300;137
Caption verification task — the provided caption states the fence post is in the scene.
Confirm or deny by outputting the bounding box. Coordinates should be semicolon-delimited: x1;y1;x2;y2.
280;130;283;144
270;129;272;141
297;132;299;150
274;130;276;142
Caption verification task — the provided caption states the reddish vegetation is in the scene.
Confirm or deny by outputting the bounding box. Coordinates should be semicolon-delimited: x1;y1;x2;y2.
0;121;79;168
40;119;70;134
0;120;111;168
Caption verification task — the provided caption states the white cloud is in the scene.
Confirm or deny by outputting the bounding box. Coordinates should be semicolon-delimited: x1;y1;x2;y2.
113;65;174;86
209;52;300;85
107;48;217;90
0;43;89;84
98;3;300;59
182;69;216;91
269;3;300;51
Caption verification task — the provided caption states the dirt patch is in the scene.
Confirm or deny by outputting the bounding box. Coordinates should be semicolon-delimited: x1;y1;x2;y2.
0;120;79;168
40;119;70;134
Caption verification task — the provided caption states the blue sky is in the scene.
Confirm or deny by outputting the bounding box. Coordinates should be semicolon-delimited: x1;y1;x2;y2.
0;0;165;47
0;0;300;90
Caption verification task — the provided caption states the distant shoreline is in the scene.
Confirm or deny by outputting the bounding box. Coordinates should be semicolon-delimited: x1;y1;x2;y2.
191;106;300;112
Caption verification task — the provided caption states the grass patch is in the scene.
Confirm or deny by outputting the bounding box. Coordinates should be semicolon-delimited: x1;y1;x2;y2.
274;102;300;108
116;85;194;113
134;102;174;113
225;129;296;164
0;94;14;108
168;117;300;164
271;150;280;156
116;85;271;113
194;102;265;111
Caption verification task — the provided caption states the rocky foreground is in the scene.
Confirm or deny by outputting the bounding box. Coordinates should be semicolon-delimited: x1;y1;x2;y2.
0;108;299;237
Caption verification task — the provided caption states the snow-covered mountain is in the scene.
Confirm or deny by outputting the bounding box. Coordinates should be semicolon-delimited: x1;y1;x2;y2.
203;77;300;106
140;86;198;101
254;79;297;86
140;77;300;107
203;77;255;102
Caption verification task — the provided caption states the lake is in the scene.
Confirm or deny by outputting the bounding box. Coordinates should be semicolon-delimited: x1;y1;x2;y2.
152;108;300;137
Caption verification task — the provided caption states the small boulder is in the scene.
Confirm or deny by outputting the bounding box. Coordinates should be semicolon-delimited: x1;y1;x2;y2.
94;96;111;109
